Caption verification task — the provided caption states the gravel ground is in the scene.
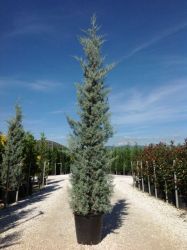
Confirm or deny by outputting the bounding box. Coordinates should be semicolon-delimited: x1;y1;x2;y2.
0;175;187;250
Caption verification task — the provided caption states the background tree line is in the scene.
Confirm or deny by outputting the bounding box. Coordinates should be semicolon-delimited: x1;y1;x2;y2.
110;144;143;175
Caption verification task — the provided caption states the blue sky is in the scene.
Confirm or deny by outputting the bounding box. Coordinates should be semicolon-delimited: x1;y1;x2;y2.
0;0;187;146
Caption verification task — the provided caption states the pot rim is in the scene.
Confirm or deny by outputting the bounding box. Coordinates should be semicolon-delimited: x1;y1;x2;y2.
74;212;104;217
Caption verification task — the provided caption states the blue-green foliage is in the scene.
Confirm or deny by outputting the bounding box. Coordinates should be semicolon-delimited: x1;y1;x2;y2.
68;16;114;215
1;105;25;191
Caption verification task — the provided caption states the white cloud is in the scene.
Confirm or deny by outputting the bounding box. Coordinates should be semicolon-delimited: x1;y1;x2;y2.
0;77;61;92
6;24;53;38
0;78;23;88
3;13;54;39
23;119;44;126
110;78;187;126
120;22;187;60
49;109;64;114
160;55;187;68
29;80;60;92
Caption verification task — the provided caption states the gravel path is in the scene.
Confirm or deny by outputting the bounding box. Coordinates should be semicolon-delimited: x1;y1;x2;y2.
0;175;187;250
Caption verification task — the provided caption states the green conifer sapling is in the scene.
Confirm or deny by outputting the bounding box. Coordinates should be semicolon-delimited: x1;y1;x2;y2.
1;105;25;206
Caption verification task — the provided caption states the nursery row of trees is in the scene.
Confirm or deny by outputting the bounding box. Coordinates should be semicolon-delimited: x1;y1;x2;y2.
131;141;187;209
110;145;143;175
0;105;71;207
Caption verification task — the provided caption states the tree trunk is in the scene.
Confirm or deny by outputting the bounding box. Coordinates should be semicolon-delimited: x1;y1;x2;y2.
15;190;19;202
4;161;10;208
4;190;8;208
54;163;56;175
60;164;62;175
146;161;151;195
141;161;144;192
27;161;31;195
153;161;157;198
137;161;140;190
174;166;179;209
42;161;46;187
123;163;125;175
131;161;135;187
165;179;168;203
148;175;151;195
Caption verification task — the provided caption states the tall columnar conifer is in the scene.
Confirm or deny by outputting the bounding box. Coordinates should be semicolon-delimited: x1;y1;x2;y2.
1;105;25;205
68;16;114;215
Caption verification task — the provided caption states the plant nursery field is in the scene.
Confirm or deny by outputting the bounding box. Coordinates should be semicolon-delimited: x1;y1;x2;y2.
0;175;187;250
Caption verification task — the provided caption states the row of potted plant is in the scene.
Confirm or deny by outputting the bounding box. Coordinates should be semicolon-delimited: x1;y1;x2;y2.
132;141;187;209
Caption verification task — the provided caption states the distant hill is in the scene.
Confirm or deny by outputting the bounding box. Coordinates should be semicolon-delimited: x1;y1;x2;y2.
107;145;144;149
37;139;68;151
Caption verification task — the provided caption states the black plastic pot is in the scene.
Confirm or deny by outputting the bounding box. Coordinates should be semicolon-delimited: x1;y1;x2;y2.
168;192;175;205
7;190;16;204
74;213;103;245
157;189;165;200
144;183;149;193
178;195;187;210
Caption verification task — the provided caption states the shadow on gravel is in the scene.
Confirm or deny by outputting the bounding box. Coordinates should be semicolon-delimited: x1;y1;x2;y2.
47;179;64;185
0;178;63;235
102;199;128;239
0;231;21;249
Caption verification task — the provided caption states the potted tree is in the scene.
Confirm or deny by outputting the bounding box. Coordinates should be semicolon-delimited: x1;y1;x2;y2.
1;105;25;207
67;15;114;245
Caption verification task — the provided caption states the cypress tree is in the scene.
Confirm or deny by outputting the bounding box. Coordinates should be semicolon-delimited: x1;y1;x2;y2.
1;105;25;206
68;16;114;215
